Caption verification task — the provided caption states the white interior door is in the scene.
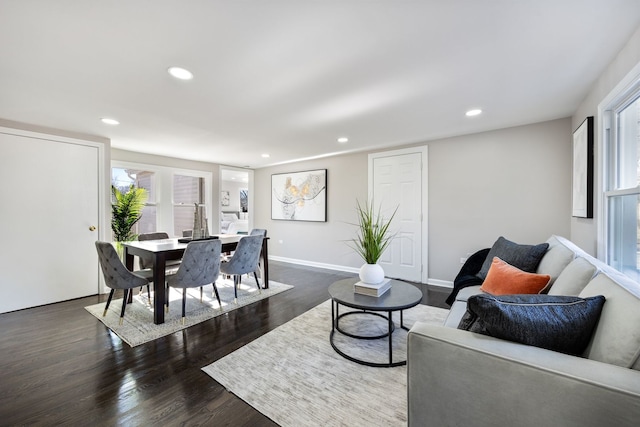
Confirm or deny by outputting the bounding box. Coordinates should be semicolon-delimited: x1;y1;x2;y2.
0;129;102;313
370;147;427;282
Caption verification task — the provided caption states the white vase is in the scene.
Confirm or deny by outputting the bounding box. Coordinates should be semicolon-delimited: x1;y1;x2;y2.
359;263;385;285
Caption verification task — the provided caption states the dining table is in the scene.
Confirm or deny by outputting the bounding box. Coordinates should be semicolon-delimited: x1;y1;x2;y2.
122;234;270;324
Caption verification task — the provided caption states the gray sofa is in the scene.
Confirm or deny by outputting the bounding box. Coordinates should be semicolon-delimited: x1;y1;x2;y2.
407;235;640;427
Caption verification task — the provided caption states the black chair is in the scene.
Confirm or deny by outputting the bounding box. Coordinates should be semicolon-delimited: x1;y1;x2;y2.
220;235;263;303
167;239;223;324
95;241;151;325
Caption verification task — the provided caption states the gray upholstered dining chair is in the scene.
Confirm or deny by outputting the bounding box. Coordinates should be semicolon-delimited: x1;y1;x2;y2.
220;234;263;303
138;232;182;269
167;239;223;324
95;241;151;325
137;232;181;301
249;228;267;237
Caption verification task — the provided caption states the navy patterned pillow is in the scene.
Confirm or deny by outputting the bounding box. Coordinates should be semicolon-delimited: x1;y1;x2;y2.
477;236;549;280
458;294;605;356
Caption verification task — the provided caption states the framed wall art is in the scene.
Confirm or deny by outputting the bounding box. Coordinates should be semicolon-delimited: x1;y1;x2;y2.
572;116;594;218
221;190;230;206
271;169;327;221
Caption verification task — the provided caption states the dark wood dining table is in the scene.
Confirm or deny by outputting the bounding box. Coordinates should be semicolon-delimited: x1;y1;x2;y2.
122;234;270;324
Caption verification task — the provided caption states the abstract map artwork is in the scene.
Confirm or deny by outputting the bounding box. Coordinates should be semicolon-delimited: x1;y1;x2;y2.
271;169;327;221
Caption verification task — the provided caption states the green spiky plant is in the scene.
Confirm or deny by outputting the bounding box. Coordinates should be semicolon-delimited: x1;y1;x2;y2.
350;200;398;264
111;184;148;242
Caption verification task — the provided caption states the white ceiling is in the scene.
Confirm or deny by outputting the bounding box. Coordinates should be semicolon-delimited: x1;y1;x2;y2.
1;1;639;169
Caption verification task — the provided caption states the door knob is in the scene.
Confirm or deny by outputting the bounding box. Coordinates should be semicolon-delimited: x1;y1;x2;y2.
89;226;96;231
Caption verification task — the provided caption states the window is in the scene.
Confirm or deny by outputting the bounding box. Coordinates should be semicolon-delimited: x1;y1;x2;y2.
111;167;157;236
173;174;205;236
111;162;212;238
605;86;640;282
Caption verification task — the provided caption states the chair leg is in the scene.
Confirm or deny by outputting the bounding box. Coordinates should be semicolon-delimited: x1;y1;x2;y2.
200;286;203;303
234;275;238;304
212;282;222;309
253;272;261;293
147;285;152;304
181;288;187;325
103;289;115;316
119;289;129;325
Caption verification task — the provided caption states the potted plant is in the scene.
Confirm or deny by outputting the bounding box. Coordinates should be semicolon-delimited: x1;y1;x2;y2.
111;184;148;242
350;200;397;284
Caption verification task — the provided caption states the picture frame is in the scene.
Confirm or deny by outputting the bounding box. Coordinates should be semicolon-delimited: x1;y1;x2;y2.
271;169;327;221
221;190;230;207
572;116;594;218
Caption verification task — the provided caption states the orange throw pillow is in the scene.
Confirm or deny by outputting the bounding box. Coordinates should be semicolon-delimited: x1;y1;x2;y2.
480;257;551;295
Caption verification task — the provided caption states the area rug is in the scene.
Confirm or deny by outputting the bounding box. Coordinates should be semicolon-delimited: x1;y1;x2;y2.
202;299;449;426
85;277;293;347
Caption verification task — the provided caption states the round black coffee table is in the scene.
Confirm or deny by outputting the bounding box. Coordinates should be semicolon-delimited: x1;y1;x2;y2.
328;277;423;368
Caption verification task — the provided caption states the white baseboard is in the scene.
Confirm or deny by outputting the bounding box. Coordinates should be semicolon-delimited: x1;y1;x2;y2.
426;278;453;289
269;256;453;288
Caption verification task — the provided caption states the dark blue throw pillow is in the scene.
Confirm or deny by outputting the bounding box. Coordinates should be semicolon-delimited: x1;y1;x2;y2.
457;294;606;356
477;236;549;280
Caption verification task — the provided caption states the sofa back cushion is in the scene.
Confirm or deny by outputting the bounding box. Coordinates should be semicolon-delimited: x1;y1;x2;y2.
548;257;597;296
536;236;576;286
477;236;549;280
579;272;640;369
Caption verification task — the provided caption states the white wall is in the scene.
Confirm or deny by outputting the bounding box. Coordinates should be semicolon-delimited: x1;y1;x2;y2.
426;118;571;280
255;118;572;283
571;26;640;255
254;153;369;271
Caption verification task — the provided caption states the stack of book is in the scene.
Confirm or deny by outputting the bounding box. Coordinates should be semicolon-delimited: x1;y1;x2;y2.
353;278;392;297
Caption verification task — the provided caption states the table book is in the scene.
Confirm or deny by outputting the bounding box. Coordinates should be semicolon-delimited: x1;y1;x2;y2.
354;278;391;297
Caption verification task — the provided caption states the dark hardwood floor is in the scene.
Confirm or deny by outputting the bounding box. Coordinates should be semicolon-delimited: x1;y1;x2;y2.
0;262;449;426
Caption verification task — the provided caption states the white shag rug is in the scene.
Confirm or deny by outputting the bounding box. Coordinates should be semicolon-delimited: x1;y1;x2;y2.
85;277;293;347
202;299;449;427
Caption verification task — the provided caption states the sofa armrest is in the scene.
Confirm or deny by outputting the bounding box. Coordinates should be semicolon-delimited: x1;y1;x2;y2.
407;323;640;427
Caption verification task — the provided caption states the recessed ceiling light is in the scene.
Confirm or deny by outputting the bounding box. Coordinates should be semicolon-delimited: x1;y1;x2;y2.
465;109;482;117
337;137;349;143
261;153;270;158
168;66;193;80
100;118;120;125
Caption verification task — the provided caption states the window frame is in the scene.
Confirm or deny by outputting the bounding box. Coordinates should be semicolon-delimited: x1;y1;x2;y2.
599;69;640;280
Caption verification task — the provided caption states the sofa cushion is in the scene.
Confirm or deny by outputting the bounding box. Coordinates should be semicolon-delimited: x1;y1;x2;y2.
458;294;606;355
477;236;549;280
480;257;551;295
548;257;597;296
536;235;576;286
579;272;640;368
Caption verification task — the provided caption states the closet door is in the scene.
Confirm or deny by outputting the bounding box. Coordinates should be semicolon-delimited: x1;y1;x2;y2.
369;147;428;283
0;128;103;313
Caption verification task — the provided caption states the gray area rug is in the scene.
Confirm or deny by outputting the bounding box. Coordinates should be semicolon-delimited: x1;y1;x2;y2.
202;299;449;426
85;277;293;347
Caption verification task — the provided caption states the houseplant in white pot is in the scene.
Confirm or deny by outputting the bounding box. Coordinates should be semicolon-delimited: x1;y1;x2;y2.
350;200;397;284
